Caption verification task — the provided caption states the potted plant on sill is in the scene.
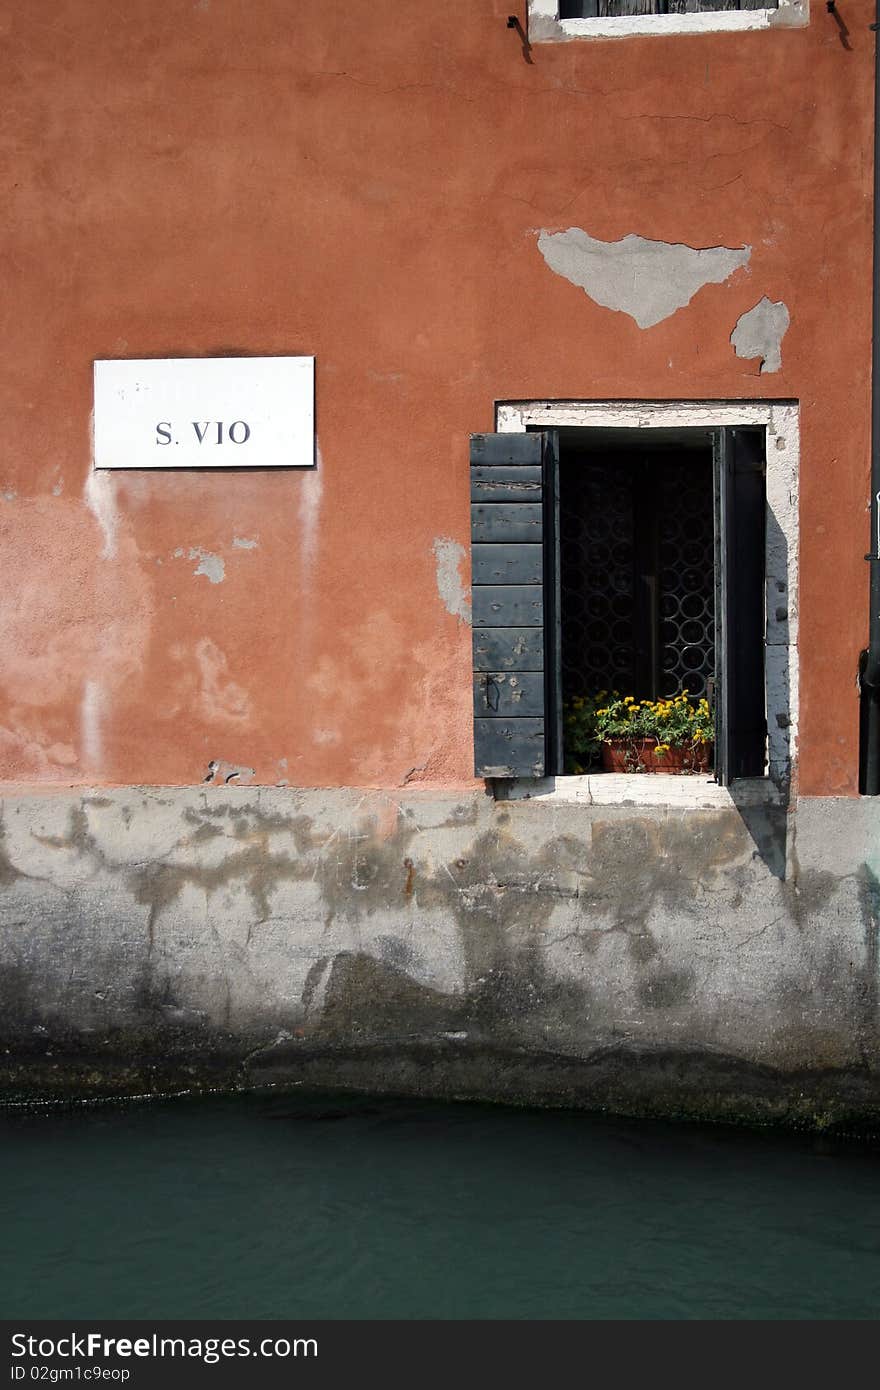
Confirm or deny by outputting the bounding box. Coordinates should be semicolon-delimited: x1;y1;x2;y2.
564;690;713;774
595;692;713;774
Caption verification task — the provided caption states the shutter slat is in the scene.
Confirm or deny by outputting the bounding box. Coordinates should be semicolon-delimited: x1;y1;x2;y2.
471;503;543;544
470;435;543;466
472;586;544;628
472;543;543;586
473;719;545;779
471;466;542;502
473;672;545;718
470;432;551;778
473;627;544;672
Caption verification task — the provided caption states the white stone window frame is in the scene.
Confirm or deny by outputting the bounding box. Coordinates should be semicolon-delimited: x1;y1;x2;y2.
527;0;808;43
495;399;799;810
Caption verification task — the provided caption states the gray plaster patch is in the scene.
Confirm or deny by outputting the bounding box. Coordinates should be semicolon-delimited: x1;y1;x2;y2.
731;297;791;374
768;0;807;27
536;228;751;329
188;547;225;584
204;758;255;785
233;536;258;550
433;538;471;624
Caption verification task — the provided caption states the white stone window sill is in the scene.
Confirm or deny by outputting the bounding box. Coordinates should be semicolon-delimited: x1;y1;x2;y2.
498;774;785;808
528;2;808;41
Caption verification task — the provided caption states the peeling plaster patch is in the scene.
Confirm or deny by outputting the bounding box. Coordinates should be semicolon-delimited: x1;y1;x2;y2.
536;229;751;329
433;538;471;624
195;638;251;724
731;297;790;374
1;490;16;502
188;548;225;584
232;536;258;550
204;758;254;785
80;680;103;771
367;369;404;384
768;0;807;27
296;447;324;662
84;467;119;560
298;446;323;579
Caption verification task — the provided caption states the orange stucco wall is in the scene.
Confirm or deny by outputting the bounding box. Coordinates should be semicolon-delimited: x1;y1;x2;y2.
0;0;873;794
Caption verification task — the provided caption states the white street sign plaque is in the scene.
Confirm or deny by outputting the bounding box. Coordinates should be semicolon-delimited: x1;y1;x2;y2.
93;356;314;469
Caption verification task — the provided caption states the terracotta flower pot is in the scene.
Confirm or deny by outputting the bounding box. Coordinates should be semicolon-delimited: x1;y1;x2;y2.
601;738;713;774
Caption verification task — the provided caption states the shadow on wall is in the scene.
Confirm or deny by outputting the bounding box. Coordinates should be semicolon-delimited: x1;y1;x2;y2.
729;497;793;881
729;788;788;882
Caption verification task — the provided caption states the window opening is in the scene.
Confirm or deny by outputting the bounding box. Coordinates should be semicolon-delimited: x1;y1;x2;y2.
470;422;770;787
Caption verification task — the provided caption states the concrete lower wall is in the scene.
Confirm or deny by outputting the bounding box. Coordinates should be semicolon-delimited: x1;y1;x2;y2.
1;786;878;1130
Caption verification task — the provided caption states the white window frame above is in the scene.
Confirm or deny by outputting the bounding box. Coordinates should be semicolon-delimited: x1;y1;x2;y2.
527;0;808;42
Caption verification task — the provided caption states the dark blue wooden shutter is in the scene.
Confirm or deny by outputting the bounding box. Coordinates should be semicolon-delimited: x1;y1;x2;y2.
471;432;557;778
713;427;767;785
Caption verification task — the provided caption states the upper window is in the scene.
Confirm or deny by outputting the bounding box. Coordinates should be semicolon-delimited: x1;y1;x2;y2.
559;1;778;14
528;0;807;40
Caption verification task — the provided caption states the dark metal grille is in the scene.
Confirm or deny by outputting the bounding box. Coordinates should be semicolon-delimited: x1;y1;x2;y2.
560;459;636;698
656;458;715;699
559;449;715;705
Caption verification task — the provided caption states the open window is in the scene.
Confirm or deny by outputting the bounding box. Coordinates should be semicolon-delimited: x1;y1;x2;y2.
470;425;767;787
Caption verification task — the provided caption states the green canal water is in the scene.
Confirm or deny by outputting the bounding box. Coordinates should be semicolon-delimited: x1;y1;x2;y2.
0;1093;878;1320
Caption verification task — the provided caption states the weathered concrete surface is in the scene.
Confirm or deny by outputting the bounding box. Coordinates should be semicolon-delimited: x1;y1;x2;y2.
1;787;878;1130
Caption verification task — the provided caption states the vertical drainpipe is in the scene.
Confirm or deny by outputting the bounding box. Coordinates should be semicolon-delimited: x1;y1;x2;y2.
860;0;880;794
